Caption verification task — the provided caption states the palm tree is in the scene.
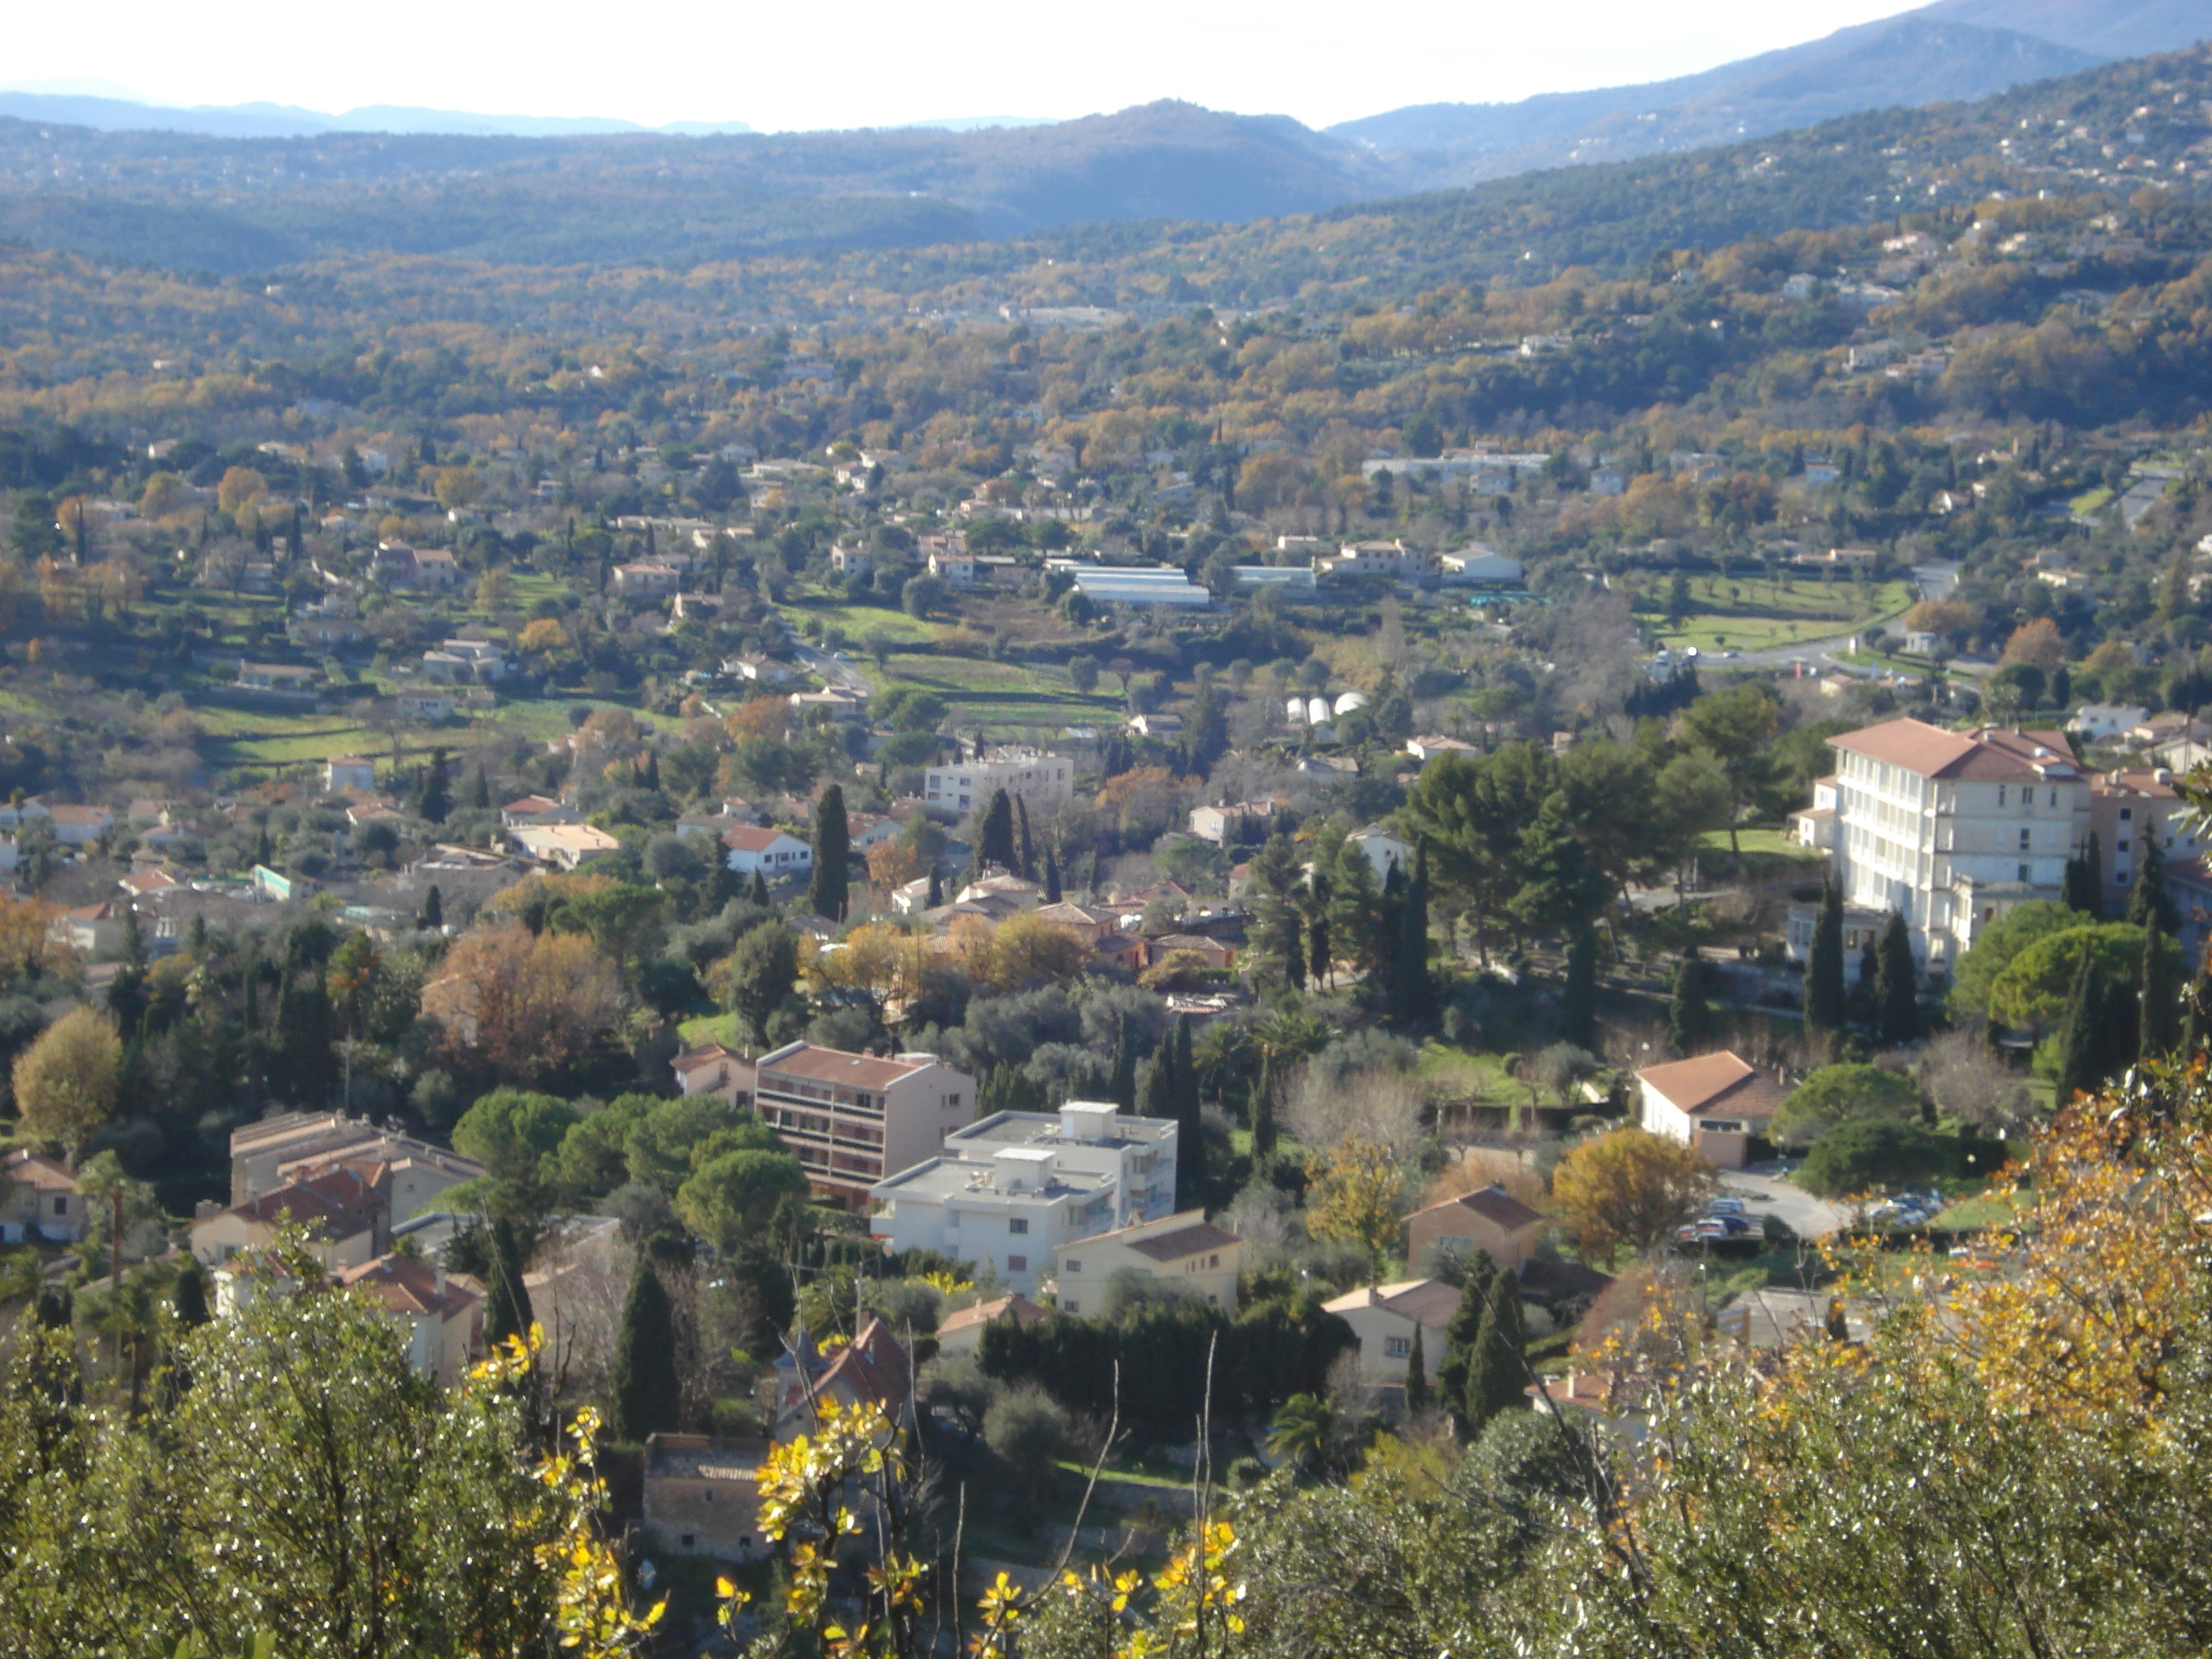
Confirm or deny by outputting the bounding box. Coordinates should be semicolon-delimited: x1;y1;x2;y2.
1266;1393;1337;1475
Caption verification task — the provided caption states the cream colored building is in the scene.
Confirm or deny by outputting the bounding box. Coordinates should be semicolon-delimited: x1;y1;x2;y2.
190;1167;385;1270
336;1254;483;1385
0;1148;82;1243
1403;1184;1543;1273
1054;1209;1241;1315
1636;1051;1789;1169
922;749;1073;819
1321;1279;1461;1393
757;1042;976;1208
1813;719;2094;975
932;1292;1048;1359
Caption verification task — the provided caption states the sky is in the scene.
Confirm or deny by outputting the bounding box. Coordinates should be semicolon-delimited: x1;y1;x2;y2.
5;0;1935;133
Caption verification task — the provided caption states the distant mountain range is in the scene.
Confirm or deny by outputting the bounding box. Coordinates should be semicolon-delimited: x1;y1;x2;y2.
0;91;754;139
1326;0;2210;181
0;0;2205;273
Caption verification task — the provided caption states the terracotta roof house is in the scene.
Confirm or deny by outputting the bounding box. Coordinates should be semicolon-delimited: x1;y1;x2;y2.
337;1253;483;1383
765;1317;914;1437
1;1148;83;1243
1635;1051;1789;1168
932;1292;1048;1359
1053;1209;1241;1314
1405;1183;1544;1272
189;1166;386;1270
1322;1278;1463;1392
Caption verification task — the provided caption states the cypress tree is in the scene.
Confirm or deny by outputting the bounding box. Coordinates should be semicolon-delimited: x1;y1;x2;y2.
483;1217;536;1349
706;850;740;914
1804;881;1847;1048
809;783;851;922
608;1251;681;1444
1462;1271;1526;1431
1307;910;1331;989
2054;941;2100;1102
1668;956;1717;1056
1857;934;1881;1007
1561;926;1597;1050
1136;1048;1174;1119
419;884;444;930
1251;1051;1278;1165
1394;840;1435;1025
2140;922;2180;1061
173;1260;209;1328
2064;835;2101;914
925;866;943;908
976;789;1017;872
419;749;452;824
2128;822;2176;935
1874;911;1920;1046
1043;845;1063;904
1109;1017;1137;1113
1172;1015;1205;1208
750;869;771;907
1436;1253;1497;1437
471;765;492;811
1403;1323;1431;1416
1015;796;1035;881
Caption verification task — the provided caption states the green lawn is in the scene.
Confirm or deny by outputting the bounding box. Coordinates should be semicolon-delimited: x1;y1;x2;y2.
1697;827;1827;862
2069;487;2114;516
678;1012;739;1048
1650;576;1915;655
1416;1044;1532;1104
1930;1188;2029;1232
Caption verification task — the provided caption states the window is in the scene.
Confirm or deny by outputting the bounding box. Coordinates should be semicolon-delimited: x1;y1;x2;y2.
680;1534;695;1549
1008;1217;1028;1234
1062;1300;1078;1313
2120;839;2132;853
2050;789;2060;807
2018;864;2031;882
2121;808;2135;822
53;1197;66;1215
2020;828;2031;850
1209;1254;1220;1268
1384;1336;1411;1359
1998;786;2007;806
704;1488;715;1501
1006;1254;1027;1272
1063;1259;1081;1274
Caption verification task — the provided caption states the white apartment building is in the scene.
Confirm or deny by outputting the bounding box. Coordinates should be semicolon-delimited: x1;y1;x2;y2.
1055;1209;1241;1315
755;1043;976;1208
922;749;1074;819
1799;719;2092;975
867;1104;1178;1295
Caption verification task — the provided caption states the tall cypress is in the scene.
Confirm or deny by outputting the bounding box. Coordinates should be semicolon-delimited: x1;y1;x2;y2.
173;1260;209;1328
1307;910;1331;990
1874;911;1920;1046
483;1216;536;1349
608;1251;681;1444
1394;840;1435;1025
1462;1272;1526;1430
1136;1048;1174;1119
418;749;452;824
1804;881;1847;1048
419;884;444;930
1436;1253;1497;1437
1668;956;1717;1056
976;788;1017;872
1109;1016;1137;1113
750;868;772;907
2140;922;2180;1061
2054;941;2100;1102
1015;796;1035;881
925;866;943;908
2064;835;2101;914
1251;1051;1278;1166
1043;844;1063;904
1403;1323;1432;1416
2128;822;2175;935
809;783;850;922
1561;926;1596;1050
1172;1015;1205;1208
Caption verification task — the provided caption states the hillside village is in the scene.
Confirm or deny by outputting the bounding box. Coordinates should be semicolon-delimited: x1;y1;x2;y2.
2;31;2212;1659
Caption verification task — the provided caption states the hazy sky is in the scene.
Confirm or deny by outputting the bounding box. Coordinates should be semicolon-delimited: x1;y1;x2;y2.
9;0;1933;132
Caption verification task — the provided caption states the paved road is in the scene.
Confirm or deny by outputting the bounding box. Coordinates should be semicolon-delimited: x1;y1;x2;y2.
789;639;870;693
1714;1169;1850;1241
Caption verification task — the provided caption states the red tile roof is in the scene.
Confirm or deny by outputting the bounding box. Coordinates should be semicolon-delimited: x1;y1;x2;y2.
1636;1051;1788;1120
338;1253;479;1318
1830;720;2077;782
1411;1183;1543;1232
757;1043;940;1090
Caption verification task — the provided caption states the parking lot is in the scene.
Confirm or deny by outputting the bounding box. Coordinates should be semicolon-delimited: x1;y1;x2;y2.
1712;1169;1851;1241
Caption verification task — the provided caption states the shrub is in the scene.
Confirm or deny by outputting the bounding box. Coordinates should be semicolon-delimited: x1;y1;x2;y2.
1797;1119;1954;1197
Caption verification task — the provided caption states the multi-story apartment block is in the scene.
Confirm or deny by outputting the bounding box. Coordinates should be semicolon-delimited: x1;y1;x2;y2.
2087;767;2206;912
754;1043;976;1208
866;1104;1178;1295
1791;719;2093;978
922;749;1074;819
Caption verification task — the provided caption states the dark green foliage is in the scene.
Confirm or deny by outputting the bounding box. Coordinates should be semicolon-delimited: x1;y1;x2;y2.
749;868;771;907
1136;1048;1174;1120
1109;1016;1137;1112
1251;1051;1279;1164
172;1261;208;1328
1804;880;1846;1045
1015;795;1035;881
608;1250;681;1443
979;1064;1047;1118
1437;1253;1524;1438
1796;1118;1956;1197
418;884;444;930
2141;917;2182;1060
417;749;451;824
1667;955;1717;1056
2063;835;2101;914
1511;791;1611;938
808;783;850;922
2128;822;2177;935
1043;844;1062;904
1403;1322;1431;1415
482;1215;536;1348
1393;840;1436;1025
1561;927;1597;1050
976;788;1017;873
1874;911;1920;1046
1172;1015;1206;1208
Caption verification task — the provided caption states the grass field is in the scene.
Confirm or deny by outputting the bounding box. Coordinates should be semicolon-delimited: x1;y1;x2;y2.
1650;576;1915;655
192;706;400;773
1697;827;1826;862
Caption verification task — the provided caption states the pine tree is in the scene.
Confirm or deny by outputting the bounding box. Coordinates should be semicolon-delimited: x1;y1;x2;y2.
1015;796;1035;881
1804;880;1847;1047
1043;845;1062;904
1562;926;1597;1049
419;884;444;930
809;784;851;922
173;1260;209;1328
2128;822;2176;935
2054;940;2100;1102
608;1251;681;1444
976;789;1017;872
1874;911;1921;1046
483;1216;536;1349
1668;956;1717;1056
2140;921;2180;1060
1403;1322;1431;1416
1393;840;1436;1025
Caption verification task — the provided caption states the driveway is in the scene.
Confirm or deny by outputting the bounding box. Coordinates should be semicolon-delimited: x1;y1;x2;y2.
1714;1169;1850;1241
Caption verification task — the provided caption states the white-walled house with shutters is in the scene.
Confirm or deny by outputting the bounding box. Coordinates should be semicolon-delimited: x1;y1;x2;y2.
721;824;813;876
